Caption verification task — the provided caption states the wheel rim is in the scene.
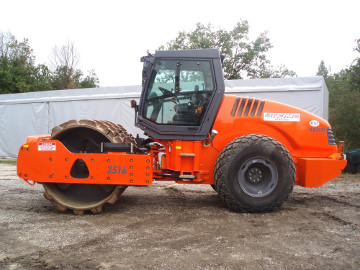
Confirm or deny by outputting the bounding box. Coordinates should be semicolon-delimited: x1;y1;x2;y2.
238;157;278;197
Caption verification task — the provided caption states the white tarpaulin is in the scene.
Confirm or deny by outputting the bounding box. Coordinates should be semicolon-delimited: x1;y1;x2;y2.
225;76;328;120
0;76;328;158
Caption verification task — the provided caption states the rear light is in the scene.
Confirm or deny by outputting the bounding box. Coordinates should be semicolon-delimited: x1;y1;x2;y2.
338;141;344;154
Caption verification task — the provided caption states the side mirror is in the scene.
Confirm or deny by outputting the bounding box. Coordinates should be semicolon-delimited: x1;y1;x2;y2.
130;100;138;111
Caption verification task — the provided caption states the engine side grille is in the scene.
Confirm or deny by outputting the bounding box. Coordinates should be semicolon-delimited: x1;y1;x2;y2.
231;97;265;117
327;128;336;145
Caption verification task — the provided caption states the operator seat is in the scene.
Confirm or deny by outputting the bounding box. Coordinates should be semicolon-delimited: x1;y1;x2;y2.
148;92;162;122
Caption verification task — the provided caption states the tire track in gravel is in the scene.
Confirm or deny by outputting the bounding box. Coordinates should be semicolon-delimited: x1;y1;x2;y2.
315;212;360;230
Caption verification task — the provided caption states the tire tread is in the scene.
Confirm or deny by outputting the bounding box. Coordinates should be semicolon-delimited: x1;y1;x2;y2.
214;134;295;212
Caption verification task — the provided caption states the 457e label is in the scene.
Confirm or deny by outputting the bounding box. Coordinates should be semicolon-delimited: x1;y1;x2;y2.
106;166;127;174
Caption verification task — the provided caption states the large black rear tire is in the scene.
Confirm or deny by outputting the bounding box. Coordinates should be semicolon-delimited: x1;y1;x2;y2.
214;134;295;212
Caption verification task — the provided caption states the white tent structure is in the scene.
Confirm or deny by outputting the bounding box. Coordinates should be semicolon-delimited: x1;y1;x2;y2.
0;76;328;158
225;76;328;120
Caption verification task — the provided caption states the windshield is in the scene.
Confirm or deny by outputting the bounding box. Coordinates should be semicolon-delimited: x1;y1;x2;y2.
143;59;214;126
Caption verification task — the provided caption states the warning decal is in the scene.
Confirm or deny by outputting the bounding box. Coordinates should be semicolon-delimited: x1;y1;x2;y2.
38;142;56;151
264;113;300;122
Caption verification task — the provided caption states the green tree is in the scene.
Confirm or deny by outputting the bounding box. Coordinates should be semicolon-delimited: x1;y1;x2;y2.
160;21;296;79
50;41;99;89
0;32;38;93
0;32;99;94
32;64;53;91
326;39;360;150
348;39;360;91
77;70;99;88
316;60;329;78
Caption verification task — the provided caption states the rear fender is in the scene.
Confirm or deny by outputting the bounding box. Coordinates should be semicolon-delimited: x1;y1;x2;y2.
212;95;338;158
211;95;346;187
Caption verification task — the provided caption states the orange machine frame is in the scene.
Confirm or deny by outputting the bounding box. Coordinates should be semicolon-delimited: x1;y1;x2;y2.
18;136;153;186
17;95;346;189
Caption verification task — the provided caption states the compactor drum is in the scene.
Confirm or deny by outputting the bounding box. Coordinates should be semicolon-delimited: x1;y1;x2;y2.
17;49;347;214
42;120;135;214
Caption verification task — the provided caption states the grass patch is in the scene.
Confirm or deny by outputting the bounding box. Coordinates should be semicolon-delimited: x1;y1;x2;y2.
0;159;17;165
331;173;360;183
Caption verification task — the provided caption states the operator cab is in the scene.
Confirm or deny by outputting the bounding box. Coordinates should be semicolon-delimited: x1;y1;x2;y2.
136;49;225;140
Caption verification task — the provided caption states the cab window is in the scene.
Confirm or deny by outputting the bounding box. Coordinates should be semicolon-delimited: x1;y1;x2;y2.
143;60;214;126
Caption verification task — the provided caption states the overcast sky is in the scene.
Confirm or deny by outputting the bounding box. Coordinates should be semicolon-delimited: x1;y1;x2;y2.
1;0;359;87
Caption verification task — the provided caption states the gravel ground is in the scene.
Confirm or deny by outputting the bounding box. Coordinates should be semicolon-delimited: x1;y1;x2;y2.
0;162;359;270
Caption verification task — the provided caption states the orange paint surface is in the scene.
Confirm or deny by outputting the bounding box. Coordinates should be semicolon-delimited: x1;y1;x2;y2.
17;136;153;186
17;95;346;188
